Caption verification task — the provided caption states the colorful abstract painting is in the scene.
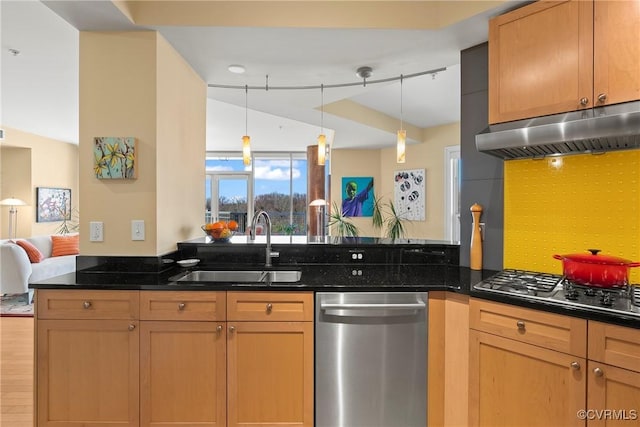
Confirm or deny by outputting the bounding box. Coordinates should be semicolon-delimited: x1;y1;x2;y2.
36;187;71;222
394;169;425;221
94;137;137;179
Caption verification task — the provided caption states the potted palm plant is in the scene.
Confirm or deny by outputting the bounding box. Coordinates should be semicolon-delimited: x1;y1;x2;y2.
327;201;359;237
372;197;409;239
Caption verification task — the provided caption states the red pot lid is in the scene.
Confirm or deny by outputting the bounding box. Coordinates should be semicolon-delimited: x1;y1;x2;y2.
558;249;634;266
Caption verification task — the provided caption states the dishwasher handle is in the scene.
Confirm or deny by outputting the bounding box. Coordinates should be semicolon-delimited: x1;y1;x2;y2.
320;302;426;311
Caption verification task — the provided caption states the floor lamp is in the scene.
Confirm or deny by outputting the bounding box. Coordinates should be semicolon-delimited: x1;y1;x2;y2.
0;197;27;239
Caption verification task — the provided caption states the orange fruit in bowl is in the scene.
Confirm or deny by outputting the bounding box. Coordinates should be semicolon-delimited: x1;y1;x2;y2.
211;221;225;231
227;220;239;231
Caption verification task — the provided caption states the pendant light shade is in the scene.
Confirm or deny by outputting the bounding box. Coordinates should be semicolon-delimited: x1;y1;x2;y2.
317;134;326;165
397;75;406;164
242;135;251;165
317;84;326;166
242;85;251;166
397;130;406;163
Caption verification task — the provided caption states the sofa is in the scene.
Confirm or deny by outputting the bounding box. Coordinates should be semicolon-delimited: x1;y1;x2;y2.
1;235;77;302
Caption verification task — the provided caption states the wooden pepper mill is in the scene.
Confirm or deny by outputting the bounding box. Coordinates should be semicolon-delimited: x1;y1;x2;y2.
470;203;483;270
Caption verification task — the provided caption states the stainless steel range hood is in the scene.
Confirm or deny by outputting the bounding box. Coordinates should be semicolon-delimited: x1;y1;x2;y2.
476;101;640;159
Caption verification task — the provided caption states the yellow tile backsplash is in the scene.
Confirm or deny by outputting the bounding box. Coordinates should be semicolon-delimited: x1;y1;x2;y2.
504;150;640;283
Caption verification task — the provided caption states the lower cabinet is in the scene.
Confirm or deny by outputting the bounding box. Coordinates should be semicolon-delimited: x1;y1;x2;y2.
469;298;588;427
35;289;313;427
140;321;227;427
227;321;314;427
36;290;140;427
469;298;640;427
469;329;586;426
36;319;140;427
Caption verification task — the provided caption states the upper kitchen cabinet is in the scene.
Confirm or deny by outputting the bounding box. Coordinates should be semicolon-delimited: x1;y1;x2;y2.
488;0;640;124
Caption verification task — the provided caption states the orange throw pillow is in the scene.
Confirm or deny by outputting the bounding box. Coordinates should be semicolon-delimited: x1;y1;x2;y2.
51;234;80;257
15;240;45;263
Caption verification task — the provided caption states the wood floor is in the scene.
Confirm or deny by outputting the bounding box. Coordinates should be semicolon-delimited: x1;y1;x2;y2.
0;316;34;427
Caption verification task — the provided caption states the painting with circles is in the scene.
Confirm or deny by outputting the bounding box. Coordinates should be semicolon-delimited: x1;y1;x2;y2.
394;169;425;221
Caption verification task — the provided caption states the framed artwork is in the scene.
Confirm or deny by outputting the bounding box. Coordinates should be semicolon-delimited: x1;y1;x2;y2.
394;169;425;221
36;187;71;222
94;136;137;179
341;176;374;217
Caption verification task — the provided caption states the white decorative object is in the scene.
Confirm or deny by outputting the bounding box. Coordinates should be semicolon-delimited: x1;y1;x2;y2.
394;169;425;221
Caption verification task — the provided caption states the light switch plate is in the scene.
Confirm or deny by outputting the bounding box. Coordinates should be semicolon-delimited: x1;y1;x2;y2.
89;221;103;242
131;220;145;241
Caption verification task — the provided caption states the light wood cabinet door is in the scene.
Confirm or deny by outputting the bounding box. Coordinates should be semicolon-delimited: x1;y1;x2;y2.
140;321;226;427
587;361;640;426
593;0;640;107
36;319;139;427
469;330;586;427
227;321;314;427
489;0;593;123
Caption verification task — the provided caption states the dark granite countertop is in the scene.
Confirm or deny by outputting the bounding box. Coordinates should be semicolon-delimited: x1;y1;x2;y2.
28;237;640;329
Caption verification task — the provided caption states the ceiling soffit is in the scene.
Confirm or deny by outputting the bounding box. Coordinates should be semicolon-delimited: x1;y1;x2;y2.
116;0;508;30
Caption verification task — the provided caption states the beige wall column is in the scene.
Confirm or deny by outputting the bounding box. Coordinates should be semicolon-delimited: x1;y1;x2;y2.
306;145;325;237
79;31;205;256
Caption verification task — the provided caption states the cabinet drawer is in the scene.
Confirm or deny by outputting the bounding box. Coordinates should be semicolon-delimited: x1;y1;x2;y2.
227;291;313;321
588;321;640;373
469;298;586;357
139;291;226;321
37;289;139;320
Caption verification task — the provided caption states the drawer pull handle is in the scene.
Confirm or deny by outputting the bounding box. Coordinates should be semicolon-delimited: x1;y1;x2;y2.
266;303;273;313
216;325;223;333
229;325;236;333
593;367;604;377
178;302;186;311
83;301;92;309
128;324;136;331
571;361;581;371
516;320;525;331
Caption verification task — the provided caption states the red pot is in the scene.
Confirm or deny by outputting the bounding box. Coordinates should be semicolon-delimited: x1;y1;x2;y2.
553;249;640;288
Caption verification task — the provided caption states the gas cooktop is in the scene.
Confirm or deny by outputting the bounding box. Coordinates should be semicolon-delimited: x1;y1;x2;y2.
473;269;640;319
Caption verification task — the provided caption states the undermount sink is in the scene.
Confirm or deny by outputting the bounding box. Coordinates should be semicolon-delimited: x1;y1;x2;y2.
176;270;302;284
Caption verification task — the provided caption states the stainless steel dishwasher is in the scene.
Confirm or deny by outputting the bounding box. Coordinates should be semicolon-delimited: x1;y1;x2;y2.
315;292;428;427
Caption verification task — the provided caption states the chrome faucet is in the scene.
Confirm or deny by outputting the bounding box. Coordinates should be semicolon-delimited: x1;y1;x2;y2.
250;210;279;267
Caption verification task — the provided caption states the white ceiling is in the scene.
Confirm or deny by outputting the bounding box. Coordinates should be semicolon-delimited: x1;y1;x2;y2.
1;1;521;152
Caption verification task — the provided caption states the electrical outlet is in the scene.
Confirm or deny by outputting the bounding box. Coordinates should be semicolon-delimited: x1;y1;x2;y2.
132;220;145;241
89;221;103;242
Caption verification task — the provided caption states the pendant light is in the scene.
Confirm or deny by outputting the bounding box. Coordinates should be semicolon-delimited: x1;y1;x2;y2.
317;84;326;166
397;75;406;164
242;85;251;166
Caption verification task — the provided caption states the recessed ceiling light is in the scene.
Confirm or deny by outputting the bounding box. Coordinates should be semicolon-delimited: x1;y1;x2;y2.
228;64;246;74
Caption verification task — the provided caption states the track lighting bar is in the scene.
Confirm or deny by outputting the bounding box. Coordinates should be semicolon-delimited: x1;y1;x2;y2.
208;67;446;91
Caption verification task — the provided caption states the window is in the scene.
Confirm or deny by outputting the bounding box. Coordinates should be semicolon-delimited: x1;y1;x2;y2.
206;152;308;235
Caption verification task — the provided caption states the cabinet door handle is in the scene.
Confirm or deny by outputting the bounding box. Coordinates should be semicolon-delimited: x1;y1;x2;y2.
580;97;589;106
593;367;604;377
178;302;186;311
516;320;525;331
266;303;273;313
128;324;136;331
597;93;607;103
571;361;581;371
216;325;223;333
229;325;236;333
83;301;92;309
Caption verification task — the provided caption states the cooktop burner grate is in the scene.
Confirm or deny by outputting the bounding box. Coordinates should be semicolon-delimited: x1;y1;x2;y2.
474;269;561;296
